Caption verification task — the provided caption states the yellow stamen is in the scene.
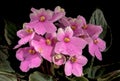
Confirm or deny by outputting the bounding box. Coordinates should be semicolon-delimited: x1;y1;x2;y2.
82;24;87;29
70;56;77;63
40;16;45;22
64;37;70;43
60;8;64;12
29;49;35;54
46;39;51;45
39;48;43;53
55;54;62;59
71;25;76;30
57;6;65;12
26;29;33;33
93;39;98;44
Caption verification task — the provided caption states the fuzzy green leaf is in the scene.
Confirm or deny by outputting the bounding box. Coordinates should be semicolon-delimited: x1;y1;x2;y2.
89;9;108;39
72;77;89;81
89;9;112;51
29;71;54;81
88;65;105;79
0;71;17;81
97;70;120;81
4;20;17;45
0;47;14;72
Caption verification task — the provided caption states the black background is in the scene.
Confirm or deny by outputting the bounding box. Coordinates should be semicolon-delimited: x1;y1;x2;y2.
0;0;119;71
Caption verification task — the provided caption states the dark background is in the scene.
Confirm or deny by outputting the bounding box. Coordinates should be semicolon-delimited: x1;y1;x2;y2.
0;0;119;69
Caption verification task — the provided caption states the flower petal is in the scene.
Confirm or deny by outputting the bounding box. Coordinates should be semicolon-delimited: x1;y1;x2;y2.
30;40;40;52
29;55;42;68
31;39;53;62
40;44;53;62
65;43;81;56
72;63;83;77
43;22;57;33
51;6;65;22
34;22;46;35
77;55;88;66
51;13;65;22
64;61;72;76
16;48;24;61
17;29;28;38
59;17;70;27
57;28;65;41
30;8;45;21
18;35;32;45
71;37;87;50
20;61;30;72
54;42;67;55
88;41;97;57
13;44;22;49
65;26;73;38
87;24;103;38
77;15;86;26
95;49;102;61
97;38;106;51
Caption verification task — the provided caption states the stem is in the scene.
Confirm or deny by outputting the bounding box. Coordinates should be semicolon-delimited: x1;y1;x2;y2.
45;61;50;75
88;57;95;78
50;63;55;76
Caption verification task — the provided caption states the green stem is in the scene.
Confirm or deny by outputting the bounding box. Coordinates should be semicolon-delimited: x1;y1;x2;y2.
88;57;95;78
50;63;55;76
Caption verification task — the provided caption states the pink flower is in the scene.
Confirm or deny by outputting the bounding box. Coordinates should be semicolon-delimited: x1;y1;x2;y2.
54;27;87;56
25;8;56;35
45;33;57;46
16;47;42;72
26;6;65;35
31;37;54;62
79;24;103;44
51;6;65;22
64;55;87;76
52;53;66;65
14;25;35;49
59;15;87;36
86;24;103;38
88;38;106;60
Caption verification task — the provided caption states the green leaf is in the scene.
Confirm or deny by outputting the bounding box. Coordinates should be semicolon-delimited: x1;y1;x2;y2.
0;60;15;73
29;71;54;81
72;76;89;81
0;71;17;81
89;9;112;51
89;9;107;39
86;57;105;79
97;70;120;81
0;48;14;72
87;65;105;79
0;46;8;60
4;20;17;45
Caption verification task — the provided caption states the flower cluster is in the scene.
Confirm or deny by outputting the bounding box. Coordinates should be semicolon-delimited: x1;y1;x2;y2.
14;6;106;77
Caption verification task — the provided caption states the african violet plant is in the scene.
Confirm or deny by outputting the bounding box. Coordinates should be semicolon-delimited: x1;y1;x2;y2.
0;6;115;81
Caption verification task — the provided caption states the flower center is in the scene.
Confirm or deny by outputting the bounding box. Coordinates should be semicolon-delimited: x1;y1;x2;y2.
26;29;33;34
60;9;64;12
71;25;76;30
57;6;65;12
29;49;35;54
93;39;98;44
46;39;51;45
38;48;43;53
40;16;46;22
70;56;77;63
82;24;87;29
54;54;62;60
64;37;70;43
